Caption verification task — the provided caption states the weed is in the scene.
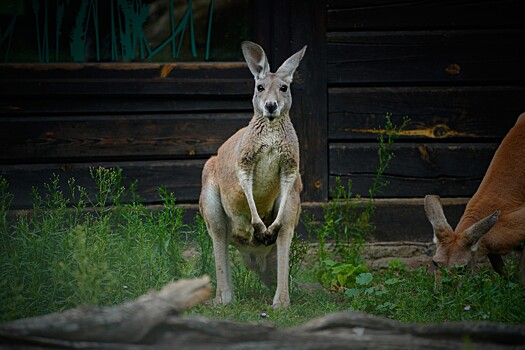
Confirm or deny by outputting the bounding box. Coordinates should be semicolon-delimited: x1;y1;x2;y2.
189;214;215;278
307;114;410;286
0;168;189;321
317;259;369;290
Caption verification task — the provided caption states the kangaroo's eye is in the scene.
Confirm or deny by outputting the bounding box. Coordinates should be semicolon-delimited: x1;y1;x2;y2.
257;85;265;92
280;85;288;92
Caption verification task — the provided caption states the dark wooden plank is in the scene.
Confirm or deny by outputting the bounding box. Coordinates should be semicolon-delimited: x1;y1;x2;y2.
0;96;252;115
329;143;498;198
0;79;253;96
253;0;328;202
0;160;206;209
301;198;468;242
0;63;253;96
331;174;481;198
0;62;249;80
327;0;523;31
0;113;252;162
327;30;525;84
328;86;525;140
289;0;328;202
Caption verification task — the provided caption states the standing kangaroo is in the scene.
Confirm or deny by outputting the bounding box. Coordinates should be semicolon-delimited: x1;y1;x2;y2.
199;41;306;309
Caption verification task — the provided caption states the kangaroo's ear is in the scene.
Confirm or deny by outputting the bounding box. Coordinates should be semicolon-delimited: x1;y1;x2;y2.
424;195;453;242
464;210;500;250
241;41;270;80
276;45;307;83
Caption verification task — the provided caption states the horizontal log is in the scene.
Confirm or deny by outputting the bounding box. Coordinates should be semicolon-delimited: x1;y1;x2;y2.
330;143;497;178
0;62;250;81
327;30;525;84
0;63;254;96
0;160;206;209
0;79;254;96
1;284;524;349
328;86;525;140
0;277;211;344
0;95;252;115
330;174;481;199
0;113;251;162
329;143;498;198
327;0;523;30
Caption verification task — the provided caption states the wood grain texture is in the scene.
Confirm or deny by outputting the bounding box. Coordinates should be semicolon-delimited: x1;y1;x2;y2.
0;277;211;344
327;30;525;84
329;143;498;198
254;0;329;201
327;0;523;30
328;86;525;140
0;63;253;96
0;96;252;115
0;113;251;162
0;160;206;209
1;285;524;349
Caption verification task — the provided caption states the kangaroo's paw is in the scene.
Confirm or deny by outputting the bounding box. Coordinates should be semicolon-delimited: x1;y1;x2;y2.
253;221;271;245
263;222;281;246
254;226;279;246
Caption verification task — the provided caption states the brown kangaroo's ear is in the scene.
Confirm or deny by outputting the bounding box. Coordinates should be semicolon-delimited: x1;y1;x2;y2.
241;41;270;80
424;195;453;241
464;210;500;248
275;45;307;83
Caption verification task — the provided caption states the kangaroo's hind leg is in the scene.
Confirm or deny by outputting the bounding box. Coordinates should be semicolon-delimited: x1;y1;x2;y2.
200;160;234;305
270;184;301;309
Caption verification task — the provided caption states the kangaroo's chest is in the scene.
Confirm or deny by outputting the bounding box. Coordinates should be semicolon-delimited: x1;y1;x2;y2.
253;143;281;198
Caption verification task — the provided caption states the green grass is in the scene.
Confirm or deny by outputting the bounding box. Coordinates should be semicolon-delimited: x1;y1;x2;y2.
1;169;524;327
1;116;524;327
185;258;525;327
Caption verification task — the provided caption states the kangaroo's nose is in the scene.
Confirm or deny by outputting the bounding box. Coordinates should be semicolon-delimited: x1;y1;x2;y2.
265;102;277;114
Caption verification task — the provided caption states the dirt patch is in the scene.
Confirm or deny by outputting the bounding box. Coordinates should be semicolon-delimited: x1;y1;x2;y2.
361;241;435;270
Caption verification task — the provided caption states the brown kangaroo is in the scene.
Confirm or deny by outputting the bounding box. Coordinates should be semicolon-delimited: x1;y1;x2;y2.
199;41;306;308
425;113;525;283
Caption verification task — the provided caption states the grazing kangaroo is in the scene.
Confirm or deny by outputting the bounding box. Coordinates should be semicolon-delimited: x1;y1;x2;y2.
424;113;525;283
199;41;306;308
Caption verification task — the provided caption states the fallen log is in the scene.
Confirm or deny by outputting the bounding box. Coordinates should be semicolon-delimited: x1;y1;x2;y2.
1;276;524;349
0;276;211;346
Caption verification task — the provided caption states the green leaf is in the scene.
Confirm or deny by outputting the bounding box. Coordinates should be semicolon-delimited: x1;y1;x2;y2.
337;274;347;287
385;278;401;285
364;287;376;295
356;272;373;286
345;288;359;298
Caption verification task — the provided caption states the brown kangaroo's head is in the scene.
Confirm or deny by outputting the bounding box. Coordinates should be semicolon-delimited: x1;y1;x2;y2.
424;195;500;269
241;41;306;122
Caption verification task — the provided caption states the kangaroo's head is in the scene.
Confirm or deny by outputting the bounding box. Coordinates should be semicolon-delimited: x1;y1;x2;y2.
424;195;500;270
241;41;307;122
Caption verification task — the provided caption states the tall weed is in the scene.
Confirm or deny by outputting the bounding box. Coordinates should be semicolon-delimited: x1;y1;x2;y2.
0;168;189;321
307;114;409;289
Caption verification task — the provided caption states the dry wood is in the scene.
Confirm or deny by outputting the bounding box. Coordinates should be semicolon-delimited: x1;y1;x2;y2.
1;276;524;349
0;276;211;345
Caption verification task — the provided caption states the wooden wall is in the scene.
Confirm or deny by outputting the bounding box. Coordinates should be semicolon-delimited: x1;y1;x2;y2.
1;0;525;241
326;0;525;199
0;63;253;208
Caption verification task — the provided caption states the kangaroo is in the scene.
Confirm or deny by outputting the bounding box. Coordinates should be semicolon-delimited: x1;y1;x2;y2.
199;41;306;308
424;113;525;283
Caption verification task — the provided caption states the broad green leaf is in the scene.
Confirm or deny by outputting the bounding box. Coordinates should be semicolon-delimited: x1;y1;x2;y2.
356;272;373;286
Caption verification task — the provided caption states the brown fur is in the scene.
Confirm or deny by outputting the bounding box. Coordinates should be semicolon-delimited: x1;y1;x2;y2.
199;42;306;308
425;113;525;282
